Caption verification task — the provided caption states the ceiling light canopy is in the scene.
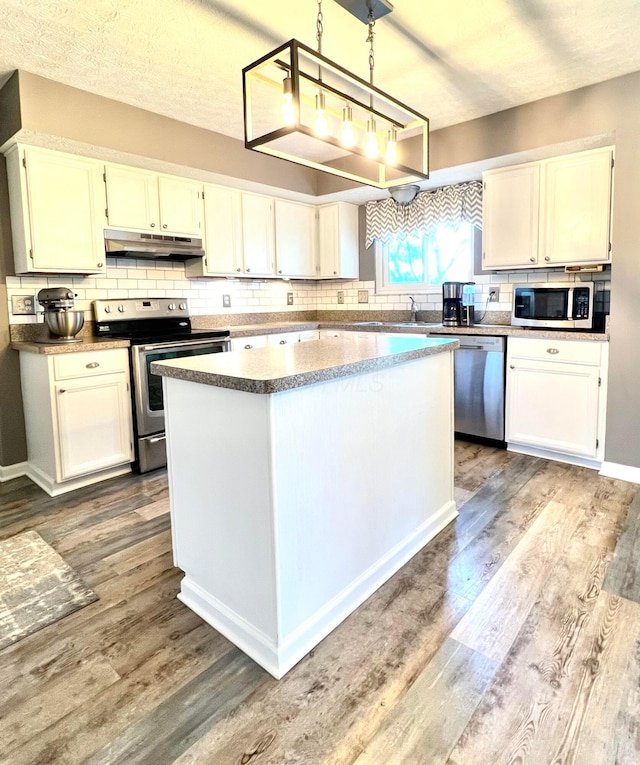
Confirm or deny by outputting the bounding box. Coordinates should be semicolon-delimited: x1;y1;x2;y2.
242;0;429;189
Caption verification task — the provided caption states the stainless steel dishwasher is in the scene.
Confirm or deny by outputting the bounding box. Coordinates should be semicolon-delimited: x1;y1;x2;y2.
447;335;506;443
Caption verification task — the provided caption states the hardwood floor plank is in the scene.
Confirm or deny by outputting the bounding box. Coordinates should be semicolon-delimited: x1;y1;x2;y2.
353;638;497;765
603;491;640;603
2;623;235;765
451;499;586;662
102;529;173;574
135;496;170;520
84;649;266;765
446;539;619;764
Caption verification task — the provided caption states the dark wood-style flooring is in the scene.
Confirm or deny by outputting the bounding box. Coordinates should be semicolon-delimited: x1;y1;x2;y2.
1;442;639;764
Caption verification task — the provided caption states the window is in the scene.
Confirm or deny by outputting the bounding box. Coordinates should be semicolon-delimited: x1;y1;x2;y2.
375;222;475;294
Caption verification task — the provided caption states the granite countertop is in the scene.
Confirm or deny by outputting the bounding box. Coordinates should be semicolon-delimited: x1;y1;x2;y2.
151;334;459;394
12;337;131;354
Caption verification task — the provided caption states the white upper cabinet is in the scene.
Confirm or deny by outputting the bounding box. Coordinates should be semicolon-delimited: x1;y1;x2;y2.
104;165;159;231
274;200;316;278
482;147;613;270
192;185;243;276
540;150;613;265
6;145;107;274
104;163;203;236
482;164;540;269
317;202;359;279
241;193;275;276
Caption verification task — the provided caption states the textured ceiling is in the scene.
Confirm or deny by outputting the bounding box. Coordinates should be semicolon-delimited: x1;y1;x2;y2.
2;0;640;141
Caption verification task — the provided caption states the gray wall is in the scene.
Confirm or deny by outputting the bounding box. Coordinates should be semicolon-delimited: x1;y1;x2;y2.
1;69;640;469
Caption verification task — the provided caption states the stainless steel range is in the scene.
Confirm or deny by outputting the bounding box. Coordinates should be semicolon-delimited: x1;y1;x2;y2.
93;298;230;472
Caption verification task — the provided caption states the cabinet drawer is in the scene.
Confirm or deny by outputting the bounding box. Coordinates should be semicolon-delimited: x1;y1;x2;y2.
508;337;603;366
53;349;129;380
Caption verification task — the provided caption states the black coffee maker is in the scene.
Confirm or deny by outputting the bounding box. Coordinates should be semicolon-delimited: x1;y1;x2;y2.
442;281;464;326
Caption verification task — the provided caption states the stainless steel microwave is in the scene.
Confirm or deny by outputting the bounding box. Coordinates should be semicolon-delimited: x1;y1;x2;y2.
511;282;595;329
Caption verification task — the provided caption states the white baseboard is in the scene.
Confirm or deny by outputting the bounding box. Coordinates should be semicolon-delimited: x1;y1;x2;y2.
0;461;28;482
507;443;602;470
179;499;458;679
599;461;640;484
26;463;132;497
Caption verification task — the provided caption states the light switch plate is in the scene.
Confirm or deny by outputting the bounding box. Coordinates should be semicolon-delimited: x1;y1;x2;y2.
222;294;231;308
337;290;345;304
287;292;294;305
358;290;369;304
12;295;36;315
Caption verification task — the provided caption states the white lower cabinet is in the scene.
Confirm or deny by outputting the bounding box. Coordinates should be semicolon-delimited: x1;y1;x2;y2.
506;337;608;463
230;330;320;351
19;348;134;496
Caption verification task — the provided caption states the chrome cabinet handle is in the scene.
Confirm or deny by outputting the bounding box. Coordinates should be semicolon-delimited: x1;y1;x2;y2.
86;362;100;369
544;256;550;262
279;339;287;344
246;268;251;272
529;257;535;262
236;267;241;272
278;269;283;274
59;388;66;393
546;348;559;354
162;224;168;229
509;365;515;370
150;222;156;228
244;344;253;349
97;262;104;267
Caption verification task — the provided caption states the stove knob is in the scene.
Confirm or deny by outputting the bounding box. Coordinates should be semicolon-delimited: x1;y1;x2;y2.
104;306;112;313
179;302;187;310
118;305;126;313
168;303;177;311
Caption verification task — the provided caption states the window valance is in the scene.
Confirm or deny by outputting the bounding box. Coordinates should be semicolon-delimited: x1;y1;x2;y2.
365;180;483;248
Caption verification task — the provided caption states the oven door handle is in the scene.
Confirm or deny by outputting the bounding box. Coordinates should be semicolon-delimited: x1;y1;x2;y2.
139;339;229;352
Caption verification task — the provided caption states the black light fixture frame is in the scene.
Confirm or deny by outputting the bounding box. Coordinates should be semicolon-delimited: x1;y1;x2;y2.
242;38;429;188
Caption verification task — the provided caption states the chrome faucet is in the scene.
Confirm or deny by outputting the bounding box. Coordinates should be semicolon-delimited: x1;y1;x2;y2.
409;296;419;322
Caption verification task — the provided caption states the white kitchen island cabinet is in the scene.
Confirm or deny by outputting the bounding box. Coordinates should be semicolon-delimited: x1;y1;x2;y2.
152;334;458;679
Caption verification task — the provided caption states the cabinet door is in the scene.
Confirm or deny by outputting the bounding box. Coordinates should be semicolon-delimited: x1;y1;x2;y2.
241;194;275;276
202;185;243;275
24;148;106;273
506;360;600;457
55;373;133;480
105;165;160;231
158;176;203;235
274;200;316;278
483;165;540;269
317;205;339;277
541;149;613;265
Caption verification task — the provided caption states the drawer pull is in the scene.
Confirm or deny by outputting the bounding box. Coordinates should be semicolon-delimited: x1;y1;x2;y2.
244;344;253;349
509;365;515;370
86;362;100;369
546;348;559;355
59;388;66;394
279;339;287;344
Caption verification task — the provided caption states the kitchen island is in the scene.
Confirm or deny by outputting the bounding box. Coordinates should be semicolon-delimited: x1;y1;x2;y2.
151;334;458;678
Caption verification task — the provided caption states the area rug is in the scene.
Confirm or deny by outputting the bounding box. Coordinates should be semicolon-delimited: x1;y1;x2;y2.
0;530;98;650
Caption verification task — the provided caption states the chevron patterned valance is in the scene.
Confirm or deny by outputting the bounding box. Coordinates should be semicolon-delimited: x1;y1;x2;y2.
365;181;483;249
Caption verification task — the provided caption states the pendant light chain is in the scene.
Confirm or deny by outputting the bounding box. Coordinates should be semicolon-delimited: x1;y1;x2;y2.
367;9;375;88
316;0;323;55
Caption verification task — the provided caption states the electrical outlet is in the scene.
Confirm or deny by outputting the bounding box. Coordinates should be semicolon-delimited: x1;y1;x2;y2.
337;290;344;304
489;287;500;302
222;294;231;308
287;292;294;305
11;295;36;315
358;290;369;304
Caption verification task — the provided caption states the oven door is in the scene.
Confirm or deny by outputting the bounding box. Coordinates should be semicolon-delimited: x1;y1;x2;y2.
130;338;229;437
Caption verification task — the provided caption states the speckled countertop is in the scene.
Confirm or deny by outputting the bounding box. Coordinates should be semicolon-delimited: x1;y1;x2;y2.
151;334;459;394
11;337;131;354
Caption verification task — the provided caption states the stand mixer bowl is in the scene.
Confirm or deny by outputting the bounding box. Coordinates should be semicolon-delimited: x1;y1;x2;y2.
44;310;85;340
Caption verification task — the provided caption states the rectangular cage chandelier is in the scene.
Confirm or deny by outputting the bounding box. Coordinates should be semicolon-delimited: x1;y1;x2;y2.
242;2;429;189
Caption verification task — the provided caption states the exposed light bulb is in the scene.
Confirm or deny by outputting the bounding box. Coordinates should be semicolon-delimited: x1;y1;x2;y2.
340;105;355;147
385;127;398;164
315;92;328;135
365;116;379;158
281;77;295;125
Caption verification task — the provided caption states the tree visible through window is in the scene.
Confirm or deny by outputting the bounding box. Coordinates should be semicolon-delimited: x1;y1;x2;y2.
377;222;474;294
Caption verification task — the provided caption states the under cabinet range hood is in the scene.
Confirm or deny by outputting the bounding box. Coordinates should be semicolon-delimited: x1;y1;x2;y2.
104;229;205;260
